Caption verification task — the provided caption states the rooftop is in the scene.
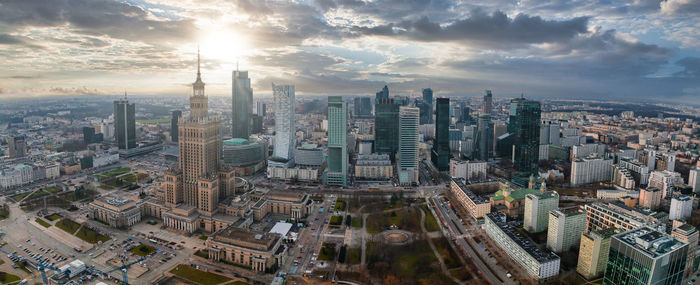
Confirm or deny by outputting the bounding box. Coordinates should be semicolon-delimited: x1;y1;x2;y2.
616;227;687;259
452;179;489;204
486;212;559;263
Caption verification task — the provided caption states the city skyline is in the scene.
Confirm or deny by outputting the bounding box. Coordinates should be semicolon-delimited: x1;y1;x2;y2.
0;0;698;103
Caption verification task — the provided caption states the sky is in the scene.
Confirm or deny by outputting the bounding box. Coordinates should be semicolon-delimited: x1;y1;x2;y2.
0;0;699;103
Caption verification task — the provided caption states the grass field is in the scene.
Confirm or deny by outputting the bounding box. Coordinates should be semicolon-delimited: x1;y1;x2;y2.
347;247;361;265
351;216;362;228
318;243;336;261
432;237;462;269
0;208;8;221
334;200;346;212
0;271;21;284
130;244;157;256
56;218;81;234
36;218;51;228
98;167;131;179
366;207;422;234
45;213;62;221
329;215;342;226
366;240;454;283
75;226;110;244
169;264;232;285
422;205;441;232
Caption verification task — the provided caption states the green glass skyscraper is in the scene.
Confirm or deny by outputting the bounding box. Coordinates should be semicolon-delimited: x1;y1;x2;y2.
375;98;400;160
604;227;687;285
432;98;450;171
510;97;541;175
325;96;348;186
232;70;252;139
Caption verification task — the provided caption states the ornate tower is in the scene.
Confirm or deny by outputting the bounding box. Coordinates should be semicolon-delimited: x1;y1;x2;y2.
190;49;208;120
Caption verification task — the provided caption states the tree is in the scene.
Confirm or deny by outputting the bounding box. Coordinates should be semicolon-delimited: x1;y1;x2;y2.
382;274;401;285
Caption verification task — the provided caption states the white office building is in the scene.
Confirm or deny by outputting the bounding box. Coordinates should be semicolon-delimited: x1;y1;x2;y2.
669;195;693;221
688;168;699;193
547;206;586;252
398;106;419;185
570;155;613;186
484;212;560;280
649;170;684;199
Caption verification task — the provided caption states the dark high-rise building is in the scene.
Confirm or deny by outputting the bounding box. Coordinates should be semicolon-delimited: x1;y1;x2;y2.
256;101;266;117
422;88;433;105
250;114;263;134
114;96;136;150
171;110;182;142
510;98;541;175
354;97;372;118
460;105;472;124
7;135;26;158
232;70;253;139
83;126;95;145
375;85;389;101
374;98;400;160
432;98;450;171
475;114;493;161
418;99;431;124
483;90;493;114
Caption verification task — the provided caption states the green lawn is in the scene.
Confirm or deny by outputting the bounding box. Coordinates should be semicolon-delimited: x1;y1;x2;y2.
36;218;51;228
422;205;441;232
169;264;232;285
351;216;362;228
347;247;361;265
0;208;8;221
98;167;131;178
199;235;208;241
334;200;346;212
75;226;110;244
55;218;81;234
432;237;462;269
45;213;63;221
43;186;61;193
318;243;336;261
0;271;21;284
366;207;422;234
130;244;157;256
329;215;342;226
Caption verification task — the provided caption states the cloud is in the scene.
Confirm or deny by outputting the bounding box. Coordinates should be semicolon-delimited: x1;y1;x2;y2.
660;0;700;15
0;0;197;45
349;9;590;47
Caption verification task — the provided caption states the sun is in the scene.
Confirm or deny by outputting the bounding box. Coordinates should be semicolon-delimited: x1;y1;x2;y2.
198;27;250;69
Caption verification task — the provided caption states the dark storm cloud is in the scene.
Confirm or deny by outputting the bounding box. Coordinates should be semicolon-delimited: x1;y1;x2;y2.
350;10;589;46
0;0;196;44
675;57;700;77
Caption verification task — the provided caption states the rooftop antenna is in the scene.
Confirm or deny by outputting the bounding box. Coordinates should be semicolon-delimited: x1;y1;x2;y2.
236;60;239;72
197;45;201;77
124;91;127;100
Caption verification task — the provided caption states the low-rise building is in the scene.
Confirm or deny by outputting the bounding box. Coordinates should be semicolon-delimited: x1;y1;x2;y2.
448;179;490;219
355;153;393;180
88;193;143;228
597;189;639;200
671;223;699;277
484;212;560;280
207;226;283;272
639;187;663;210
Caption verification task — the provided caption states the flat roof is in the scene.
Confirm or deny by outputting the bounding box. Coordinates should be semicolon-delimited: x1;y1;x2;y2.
452;179;489;204
616;227;687;259
486;212;559;263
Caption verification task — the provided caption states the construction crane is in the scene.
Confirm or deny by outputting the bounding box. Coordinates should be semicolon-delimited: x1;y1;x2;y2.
103;255;147;285
0;247;61;285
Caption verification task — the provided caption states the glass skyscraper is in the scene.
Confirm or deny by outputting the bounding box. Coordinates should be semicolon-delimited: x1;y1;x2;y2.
171;110;182;142
604;227;688;285
114;97;136;150
375;85;389;101
353;97;372;118
398;106;419;185
269;84;295;167
510;98;541;175
432;98;450;171
375;98;400;160
325;96;348;186
232;70;252;139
